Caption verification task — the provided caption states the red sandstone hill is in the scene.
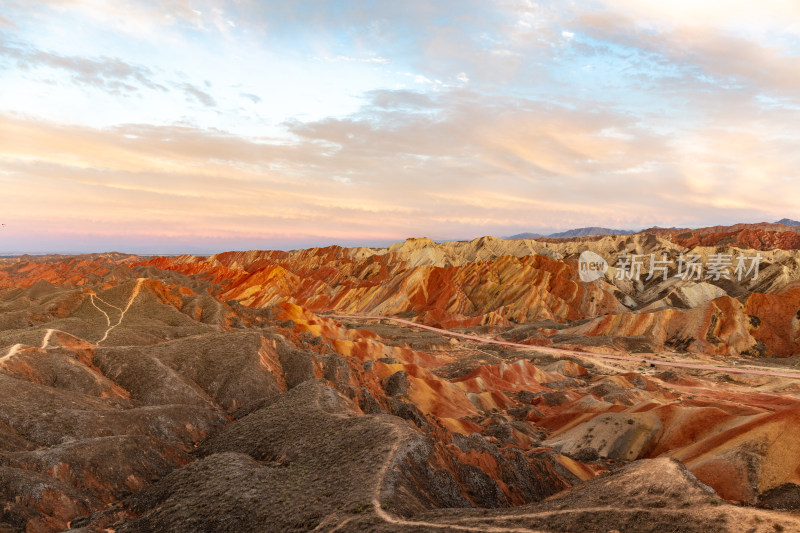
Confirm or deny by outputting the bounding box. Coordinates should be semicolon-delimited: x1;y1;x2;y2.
137;232;800;358
658;227;800;251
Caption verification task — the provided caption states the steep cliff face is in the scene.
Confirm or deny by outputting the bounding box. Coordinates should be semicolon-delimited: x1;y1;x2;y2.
744;285;800;357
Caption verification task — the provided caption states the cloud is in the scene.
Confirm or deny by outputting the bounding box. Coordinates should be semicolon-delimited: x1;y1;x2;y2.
316;55;389;64
571;2;800;98
1;78;798;253
0;13;16;28
366;89;435;111
0;40;165;95
1;0;800;252
177;82;217;107
4;0;207;33
587;0;800;32
4;77;793;248
239;92;262;103
289;87;800;226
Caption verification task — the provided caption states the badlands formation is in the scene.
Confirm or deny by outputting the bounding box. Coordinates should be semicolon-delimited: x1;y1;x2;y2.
1;222;800;531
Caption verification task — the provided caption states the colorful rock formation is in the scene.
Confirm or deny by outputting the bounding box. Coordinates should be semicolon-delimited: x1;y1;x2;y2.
1;226;800;531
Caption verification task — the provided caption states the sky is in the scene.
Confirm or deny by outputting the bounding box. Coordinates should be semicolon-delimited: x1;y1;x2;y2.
1;0;799;254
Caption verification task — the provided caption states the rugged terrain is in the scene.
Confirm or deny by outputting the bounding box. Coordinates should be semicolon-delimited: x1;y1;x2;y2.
1;223;800;532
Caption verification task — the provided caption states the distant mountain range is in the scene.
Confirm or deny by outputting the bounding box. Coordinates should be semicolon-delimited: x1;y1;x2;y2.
507;227;636;240
508;220;800;240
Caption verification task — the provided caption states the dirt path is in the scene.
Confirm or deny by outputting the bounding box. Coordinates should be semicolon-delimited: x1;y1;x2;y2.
3;328;66;361
311;423;547;532
40;329;55;349
329;314;800;381
92;293;123;313
97;279;145;345
89;294;112;327
0;343;21;362
373;501;543;532
432;505;800;532
368;427;546;533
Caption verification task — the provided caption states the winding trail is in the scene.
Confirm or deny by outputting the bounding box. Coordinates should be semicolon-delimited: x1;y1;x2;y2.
366;427;546;533
40;329;55;350
93;293;124;314
329;314;800;381
89;294;111;327
373;505;544;532
311;423;548;532
0;343;21;363
18;279;146;352
3;328;63;362
96;278;145;345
